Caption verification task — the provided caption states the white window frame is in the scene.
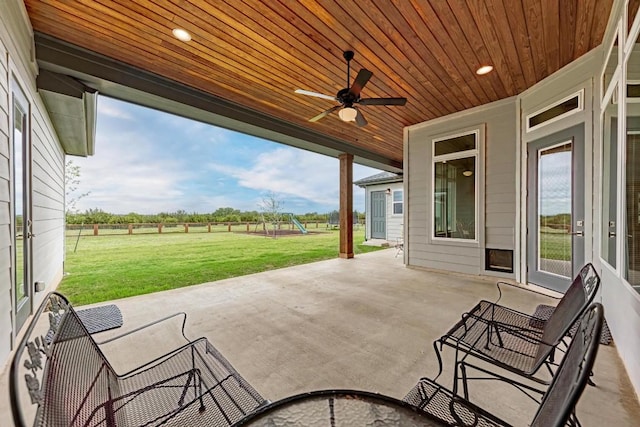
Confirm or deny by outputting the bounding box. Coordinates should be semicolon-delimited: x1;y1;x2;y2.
431;129;479;243
525;89;584;133
392;190;403;215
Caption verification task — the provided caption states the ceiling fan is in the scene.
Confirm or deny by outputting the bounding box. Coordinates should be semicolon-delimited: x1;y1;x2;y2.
295;50;407;127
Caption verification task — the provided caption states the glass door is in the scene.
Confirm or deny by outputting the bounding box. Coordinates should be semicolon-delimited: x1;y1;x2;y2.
12;81;32;331
626;126;640;290
527;125;585;292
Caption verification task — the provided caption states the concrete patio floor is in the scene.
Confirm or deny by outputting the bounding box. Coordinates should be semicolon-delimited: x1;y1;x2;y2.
2;249;639;425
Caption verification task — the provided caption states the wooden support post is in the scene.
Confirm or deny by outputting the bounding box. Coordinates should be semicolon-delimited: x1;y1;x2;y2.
228;223;231;232
339;153;354;259
128;224;133;235
184;223;189;233
158;223;163;234
93;224;98;236
246;223;250;231
208;223;211;232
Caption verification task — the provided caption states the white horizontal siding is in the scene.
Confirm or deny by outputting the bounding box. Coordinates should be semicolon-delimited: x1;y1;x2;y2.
0;155;8;184
30;94;65;307
0;0;66;369
363;182;404;242
406;99;517;278
0;34;9;366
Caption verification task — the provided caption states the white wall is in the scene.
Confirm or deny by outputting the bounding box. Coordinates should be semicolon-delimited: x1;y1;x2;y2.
363;182;404;242
0;25;12;371
403;0;640;398
405;98;517;277
595;0;640;398
0;0;66;370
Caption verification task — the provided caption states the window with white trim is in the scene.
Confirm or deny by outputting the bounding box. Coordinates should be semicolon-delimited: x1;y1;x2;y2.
432;130;478;240
392;190;403;214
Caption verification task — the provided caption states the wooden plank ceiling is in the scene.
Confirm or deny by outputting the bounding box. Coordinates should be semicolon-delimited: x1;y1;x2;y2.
24;0;612;166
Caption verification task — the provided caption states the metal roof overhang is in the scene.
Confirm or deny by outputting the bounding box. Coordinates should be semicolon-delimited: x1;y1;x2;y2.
34;33;402;172
36;68;97;157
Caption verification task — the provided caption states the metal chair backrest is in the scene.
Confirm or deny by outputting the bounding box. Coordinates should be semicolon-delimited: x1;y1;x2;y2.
530;302;603;427
10;293;119;427
532;263;600;367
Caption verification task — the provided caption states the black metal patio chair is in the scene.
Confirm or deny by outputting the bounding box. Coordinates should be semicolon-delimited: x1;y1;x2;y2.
434;263;600;400
10;292;267;427
404;302;604;427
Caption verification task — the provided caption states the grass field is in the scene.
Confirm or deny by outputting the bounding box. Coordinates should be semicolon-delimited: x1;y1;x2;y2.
61;228;382;306
540;229;571;261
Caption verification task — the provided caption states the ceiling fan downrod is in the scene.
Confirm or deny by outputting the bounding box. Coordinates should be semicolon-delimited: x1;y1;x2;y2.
343;50;354;89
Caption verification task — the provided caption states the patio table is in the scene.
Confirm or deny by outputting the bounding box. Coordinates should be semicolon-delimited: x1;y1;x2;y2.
233;389;448;426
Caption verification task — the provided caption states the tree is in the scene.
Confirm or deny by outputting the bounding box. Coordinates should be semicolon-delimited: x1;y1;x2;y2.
65;160;90;215
258;191;285;238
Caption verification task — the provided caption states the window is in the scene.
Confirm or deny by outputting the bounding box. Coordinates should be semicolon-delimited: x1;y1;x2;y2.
392;190;403;215
526;91;583;132
432;130;478;241
603;92;619;269
626;129;640;287
11;76;32;330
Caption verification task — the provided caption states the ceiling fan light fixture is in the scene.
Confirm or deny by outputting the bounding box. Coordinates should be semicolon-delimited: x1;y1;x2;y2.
338;107;358;122
476;65;493;75
172;28;192;42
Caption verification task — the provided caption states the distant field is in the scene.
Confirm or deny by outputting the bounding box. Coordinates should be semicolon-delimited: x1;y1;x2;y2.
60;227;382;306
65;221;332;236
540;230;571;261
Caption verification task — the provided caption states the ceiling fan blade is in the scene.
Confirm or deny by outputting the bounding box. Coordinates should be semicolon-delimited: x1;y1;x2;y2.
355;109;368;127
349;69;373;97
309;105;341;122
295;89;336;101
359;97;407;106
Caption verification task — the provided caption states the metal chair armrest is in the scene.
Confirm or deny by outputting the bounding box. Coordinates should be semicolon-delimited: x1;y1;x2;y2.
94;312;189;345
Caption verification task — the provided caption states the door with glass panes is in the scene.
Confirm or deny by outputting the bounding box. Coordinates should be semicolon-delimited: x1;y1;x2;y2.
527;124;585;292
12;80;32;331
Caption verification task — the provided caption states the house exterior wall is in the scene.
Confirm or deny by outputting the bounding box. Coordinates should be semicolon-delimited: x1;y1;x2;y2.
362;182;404;243
405;99;517;277
403;0;640;397
0;26;11;372
0;0;66;370
596;0;640;398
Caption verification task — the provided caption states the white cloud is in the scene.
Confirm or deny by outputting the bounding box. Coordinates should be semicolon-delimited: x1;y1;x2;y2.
209;148;337;204
71;96;385;214
97;98;134;120
208;147;382;212
69;127;194;214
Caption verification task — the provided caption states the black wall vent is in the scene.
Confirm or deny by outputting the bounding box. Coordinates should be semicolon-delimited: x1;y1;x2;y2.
485;249;514;273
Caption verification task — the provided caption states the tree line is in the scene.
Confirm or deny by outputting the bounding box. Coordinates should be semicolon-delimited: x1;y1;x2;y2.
65;208;364;225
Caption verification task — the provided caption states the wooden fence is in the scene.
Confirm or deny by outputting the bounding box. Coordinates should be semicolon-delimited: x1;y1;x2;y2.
65;221;338;236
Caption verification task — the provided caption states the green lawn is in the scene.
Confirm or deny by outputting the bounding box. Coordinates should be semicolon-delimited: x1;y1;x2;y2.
61;228;382;305
540;230;571;261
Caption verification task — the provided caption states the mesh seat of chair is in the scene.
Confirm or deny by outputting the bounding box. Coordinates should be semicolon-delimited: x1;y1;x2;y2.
442;301;548;374
404;378;504;427
405;303;604;427
435;263;600;391
117;339;265;426
15;293;266;427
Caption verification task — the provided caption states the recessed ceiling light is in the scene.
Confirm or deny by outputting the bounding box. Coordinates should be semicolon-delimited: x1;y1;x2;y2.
476;65;493;75
172;28;192;42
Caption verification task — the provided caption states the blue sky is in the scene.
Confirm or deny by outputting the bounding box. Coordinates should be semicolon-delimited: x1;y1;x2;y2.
69;97;382;215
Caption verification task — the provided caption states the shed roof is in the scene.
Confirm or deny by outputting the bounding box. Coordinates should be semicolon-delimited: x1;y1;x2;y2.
354;172;403;187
